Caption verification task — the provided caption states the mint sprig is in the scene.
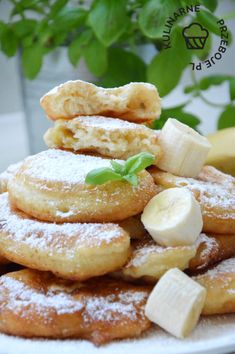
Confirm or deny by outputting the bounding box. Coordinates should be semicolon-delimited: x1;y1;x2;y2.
85;152;155;187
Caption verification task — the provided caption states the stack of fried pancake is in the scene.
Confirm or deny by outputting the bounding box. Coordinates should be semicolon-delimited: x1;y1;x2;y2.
0;80;235;345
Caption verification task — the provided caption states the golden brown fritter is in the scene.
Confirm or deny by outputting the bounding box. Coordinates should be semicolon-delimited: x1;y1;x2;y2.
0;269;151;345
0;193;130;281
149;166;235;234
8;150;157;223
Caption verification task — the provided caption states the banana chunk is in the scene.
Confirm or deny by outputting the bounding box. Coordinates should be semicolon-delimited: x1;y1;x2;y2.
157;118;211;177
145;268;206;338
141;188;203;247
206;127;235;177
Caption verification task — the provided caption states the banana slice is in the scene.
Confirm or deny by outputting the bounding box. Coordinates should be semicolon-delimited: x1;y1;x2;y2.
206;127;235;177
141;187;203;247
145;268;206;338
157;118;211;177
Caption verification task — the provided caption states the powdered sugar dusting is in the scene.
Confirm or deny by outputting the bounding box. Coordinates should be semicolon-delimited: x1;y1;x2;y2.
168;175;235;219
0;161;22;180
0;272;149;327
202;258;235;278
21;149;120;186
0;161;23;192
69;116;156;132
126;239;194;268
195;233;219;270
0;193;125;252
0;311;234;354
84;289;147;323
0;276;84;318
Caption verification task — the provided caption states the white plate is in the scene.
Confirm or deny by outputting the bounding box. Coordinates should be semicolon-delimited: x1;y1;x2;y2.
0;315;235;354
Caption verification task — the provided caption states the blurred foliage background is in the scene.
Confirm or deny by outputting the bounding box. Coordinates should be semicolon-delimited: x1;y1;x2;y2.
0;0;235;130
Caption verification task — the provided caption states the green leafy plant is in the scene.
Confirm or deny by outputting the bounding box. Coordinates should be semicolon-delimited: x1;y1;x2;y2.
0;0;234;130
85;152;155;186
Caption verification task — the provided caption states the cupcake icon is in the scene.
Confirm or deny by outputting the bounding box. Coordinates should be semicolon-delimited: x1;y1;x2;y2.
182;23;209;49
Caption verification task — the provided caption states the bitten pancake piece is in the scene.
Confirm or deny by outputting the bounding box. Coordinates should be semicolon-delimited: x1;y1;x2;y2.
0;269;151;344
194;258;235;315
189;233;235;273
117;236;197;283
8;150;157;223
149;166;235;234
0;193;130;280
0;161;22;193
44;116;161;162
40;80;161;123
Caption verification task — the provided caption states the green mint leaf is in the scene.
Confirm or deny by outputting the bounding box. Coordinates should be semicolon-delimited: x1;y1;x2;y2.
123;174;138;187
84;37;107;76
11;1;44;16
174;112;200;129
124;152;155;175
197;10;221;37
198;10;233;46
151;117;167;130
194;28;212;60
22;44;44;79
201;0;218;12
199;75;231;91
85;152;155;186
147;27;191;97
218;105;235;130
110;161;125;174
48;32;67;50
68;30;92;66
184;84;198;94
138;0;181;39
100;47;146;87
21;0;41;8
1;28;18;57
152;106;201;130
0;21;7;37
49;0;69;18
12;19;37;39
85;167;123;185
229;78;235;101
88;0;128;46
138;0;165;39
22;34;34;48
51;8;87;33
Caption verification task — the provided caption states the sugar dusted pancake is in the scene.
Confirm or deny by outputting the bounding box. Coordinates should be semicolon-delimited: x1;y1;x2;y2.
8;150;157;223
40;80;161;123
114;233;235;283
115;236;197;283
149;166;235;234
118;214;148;239
0;161;22;194
0;193;130;280
194;258;235;315
189;233;235;273
197;165;235;187
0;269;151;344
44;116;161;162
